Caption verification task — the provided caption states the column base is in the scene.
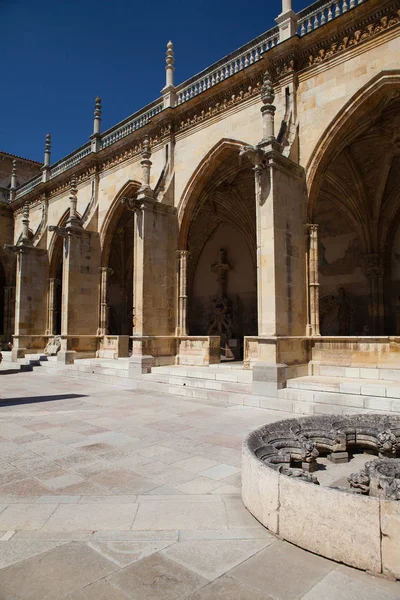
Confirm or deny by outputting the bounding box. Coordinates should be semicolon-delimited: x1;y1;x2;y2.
11;347;26;361
252;362;288;397
57;351;76;365
128;355;155;376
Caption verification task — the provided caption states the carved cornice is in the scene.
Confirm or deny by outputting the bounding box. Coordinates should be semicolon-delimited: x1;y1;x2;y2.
177;75;264;134
8;1;399;212
300;6;400;72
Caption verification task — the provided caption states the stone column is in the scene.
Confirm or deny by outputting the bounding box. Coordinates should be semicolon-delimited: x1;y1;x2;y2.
3;285;15;340
364;253;385;335
5;204;48;358
98;267;113;336
308;224;320;336
176;250;189;336
240;70;308;396
46;277;58;336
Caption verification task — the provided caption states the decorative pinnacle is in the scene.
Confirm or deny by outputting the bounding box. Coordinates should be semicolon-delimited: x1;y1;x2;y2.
45;133;51;152
94;96;102;118
261;71;275;106
70;175;77;197
141;136;151;160
92;96;102;139
166;41;174;67
10;160;17;191
164;41;175;89
21;203;31;242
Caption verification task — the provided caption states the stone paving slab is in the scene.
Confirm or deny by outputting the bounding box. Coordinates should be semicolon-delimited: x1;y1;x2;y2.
0;370;399;599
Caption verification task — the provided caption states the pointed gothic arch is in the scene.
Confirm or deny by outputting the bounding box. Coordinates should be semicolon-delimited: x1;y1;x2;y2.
307;70;400;335
178;138;248;249
100;180;141;265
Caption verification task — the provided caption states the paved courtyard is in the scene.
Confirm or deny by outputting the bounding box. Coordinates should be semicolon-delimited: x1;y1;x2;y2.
0;369;399;599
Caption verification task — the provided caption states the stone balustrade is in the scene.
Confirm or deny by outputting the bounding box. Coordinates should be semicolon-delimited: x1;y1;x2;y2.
298;0;366;36
12;0;369;201
100;101;164;149
176;28;279;106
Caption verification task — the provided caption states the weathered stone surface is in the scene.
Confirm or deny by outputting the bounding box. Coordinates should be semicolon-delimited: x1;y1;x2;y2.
279;475;381;573
241;445;279;533
381;500;400;580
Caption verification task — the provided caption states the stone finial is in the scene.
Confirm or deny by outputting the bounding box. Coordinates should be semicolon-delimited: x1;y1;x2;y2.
260;71;276;143
140;137;152;190
44;133;51;167
10;160;17;190
282;0;292;12
162;41;177;108
93;96;102;136
68;175;79;223
165;41;175;88
21;203;30;242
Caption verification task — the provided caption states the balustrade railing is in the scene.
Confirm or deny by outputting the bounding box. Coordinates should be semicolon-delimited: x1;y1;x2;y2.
15;174;42;200
101;102;164;149
13;0;369;201
49;145;92;179
176;28;279;105
298;0;365;36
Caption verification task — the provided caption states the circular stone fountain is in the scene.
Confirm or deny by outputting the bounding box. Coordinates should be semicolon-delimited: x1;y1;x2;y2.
242;414;400;579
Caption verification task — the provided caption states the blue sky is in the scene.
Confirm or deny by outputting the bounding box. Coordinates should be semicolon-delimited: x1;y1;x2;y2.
1;0;307;164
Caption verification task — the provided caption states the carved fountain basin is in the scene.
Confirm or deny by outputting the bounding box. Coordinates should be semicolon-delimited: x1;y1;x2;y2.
242;414;400;579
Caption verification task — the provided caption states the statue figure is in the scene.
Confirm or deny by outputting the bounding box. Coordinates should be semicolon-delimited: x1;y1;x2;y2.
207;296;234;351
44;335;61;356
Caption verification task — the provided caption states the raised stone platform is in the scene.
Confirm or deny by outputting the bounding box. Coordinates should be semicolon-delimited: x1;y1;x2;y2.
242;414;400;579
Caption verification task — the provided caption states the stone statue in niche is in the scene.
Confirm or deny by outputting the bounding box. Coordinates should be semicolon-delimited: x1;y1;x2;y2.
207;296;234;353
337;287;356;335
319;287;357;335
207;248;237;358
211;248;231;297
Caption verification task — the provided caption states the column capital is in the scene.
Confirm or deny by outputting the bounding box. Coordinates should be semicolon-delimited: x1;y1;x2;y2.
99;266;114;276
176;249;190;259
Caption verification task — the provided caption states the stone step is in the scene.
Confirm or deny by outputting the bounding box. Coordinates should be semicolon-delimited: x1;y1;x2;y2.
314;362;400;382
151;365;253;383
287;375;400;399
142;371;252;393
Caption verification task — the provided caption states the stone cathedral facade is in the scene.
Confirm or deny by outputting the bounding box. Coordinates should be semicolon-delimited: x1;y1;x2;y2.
1;0;400;398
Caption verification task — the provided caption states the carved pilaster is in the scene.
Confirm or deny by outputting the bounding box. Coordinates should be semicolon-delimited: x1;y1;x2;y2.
3;286;15;340
98;267;114;336
46;278;60;336
176;250;190;336
307;224;320;336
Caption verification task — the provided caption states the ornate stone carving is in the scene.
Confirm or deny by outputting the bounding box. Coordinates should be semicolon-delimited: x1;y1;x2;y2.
248;414;400;484
44;335;62;356
305;10;400;69
349;459;400;501
280;467;320;485
378;429;398;457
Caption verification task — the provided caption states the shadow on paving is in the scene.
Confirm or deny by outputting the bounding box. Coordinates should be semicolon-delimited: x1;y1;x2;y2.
0;393;88;407
0;369;25;375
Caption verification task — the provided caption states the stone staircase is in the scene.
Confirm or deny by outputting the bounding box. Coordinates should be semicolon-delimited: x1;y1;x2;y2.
1;351;400;416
